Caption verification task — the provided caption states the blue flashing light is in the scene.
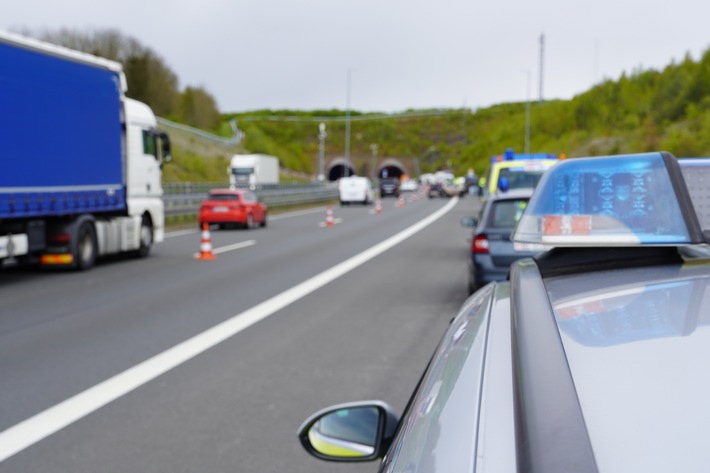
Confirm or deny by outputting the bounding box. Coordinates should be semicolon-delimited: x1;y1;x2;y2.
513;153;697;246
498;177;509;193
491;151;558;162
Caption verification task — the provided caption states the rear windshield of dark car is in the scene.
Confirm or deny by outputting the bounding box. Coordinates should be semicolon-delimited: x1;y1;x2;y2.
208;193;241;201
489;199;528;228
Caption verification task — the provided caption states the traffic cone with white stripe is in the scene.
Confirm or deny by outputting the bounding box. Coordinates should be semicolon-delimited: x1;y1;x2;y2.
374;199;382;214
325;206;335;227
397;194;405;208
195;223;217;260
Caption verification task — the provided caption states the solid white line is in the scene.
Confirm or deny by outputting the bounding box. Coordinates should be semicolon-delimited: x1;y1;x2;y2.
192;240;256;258
0;197;458;463
165;228;198;239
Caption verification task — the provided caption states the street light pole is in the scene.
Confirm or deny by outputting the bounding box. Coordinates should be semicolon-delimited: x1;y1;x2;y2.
525;70;531;154
369;143;378;179
318;123;327;181
344;69;352;177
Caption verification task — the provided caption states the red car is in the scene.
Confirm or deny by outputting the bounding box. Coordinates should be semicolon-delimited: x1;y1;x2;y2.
198;189;267;229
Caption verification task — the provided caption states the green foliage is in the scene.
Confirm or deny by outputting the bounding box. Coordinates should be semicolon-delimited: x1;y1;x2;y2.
162;148;231;183
28;27;710;181
219;45;710;177
179;87;221;131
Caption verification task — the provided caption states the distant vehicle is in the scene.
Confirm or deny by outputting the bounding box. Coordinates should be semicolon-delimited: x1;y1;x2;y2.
199;189;267;229
338;176;374;205
0;30;171;270
400;179;419;192
379;178;400;198
442;178;466;197
428;179;464;198
228;154;279;188
482;150;558;200
298;152;710;473
461;188;541;293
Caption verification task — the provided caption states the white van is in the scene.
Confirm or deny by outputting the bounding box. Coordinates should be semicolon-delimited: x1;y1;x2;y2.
338;176;374;205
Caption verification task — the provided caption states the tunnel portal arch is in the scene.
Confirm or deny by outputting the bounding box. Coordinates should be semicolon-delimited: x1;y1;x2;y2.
377;159;408;180
326;157;357;181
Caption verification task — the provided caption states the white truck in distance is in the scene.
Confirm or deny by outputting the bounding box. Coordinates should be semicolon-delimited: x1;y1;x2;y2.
228;154;280;188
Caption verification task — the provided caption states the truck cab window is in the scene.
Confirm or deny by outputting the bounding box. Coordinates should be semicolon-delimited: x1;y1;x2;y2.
142;130;158;158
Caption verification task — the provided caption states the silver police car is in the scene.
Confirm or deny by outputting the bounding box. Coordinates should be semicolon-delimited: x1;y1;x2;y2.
297;152;710;472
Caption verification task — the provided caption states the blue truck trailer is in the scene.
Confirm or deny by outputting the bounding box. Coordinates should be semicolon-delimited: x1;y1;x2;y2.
0;31;171;269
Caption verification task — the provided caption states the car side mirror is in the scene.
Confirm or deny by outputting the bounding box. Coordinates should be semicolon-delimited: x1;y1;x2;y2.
297;401;399;462
460;217;478;228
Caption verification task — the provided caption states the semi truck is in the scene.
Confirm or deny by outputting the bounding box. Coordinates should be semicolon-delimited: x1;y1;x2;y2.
0;30;171;270
228;154;279;188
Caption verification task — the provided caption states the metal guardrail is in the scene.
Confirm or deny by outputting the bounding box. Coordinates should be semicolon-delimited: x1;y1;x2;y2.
162;183;338;219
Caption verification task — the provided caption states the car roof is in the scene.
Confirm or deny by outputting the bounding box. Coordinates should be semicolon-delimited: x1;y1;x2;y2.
486;188;535;202
490;158;558;170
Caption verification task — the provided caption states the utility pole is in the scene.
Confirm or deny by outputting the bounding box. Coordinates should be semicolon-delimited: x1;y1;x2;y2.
539;33;545;104
344;69;352;177
369;143;378;180
318;123;327;181
525;71;531;154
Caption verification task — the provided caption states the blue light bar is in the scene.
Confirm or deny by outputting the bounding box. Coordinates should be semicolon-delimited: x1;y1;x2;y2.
513;153;704;246
490;148;558;162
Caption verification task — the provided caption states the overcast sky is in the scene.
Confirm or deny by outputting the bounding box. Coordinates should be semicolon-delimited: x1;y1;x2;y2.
5;0;710;113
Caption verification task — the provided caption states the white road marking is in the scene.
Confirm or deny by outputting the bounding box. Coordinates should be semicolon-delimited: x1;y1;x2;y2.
164;228;198;238
192;240;256;258
0;198;458;463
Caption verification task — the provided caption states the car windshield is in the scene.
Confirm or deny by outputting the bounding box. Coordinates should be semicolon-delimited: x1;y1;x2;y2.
489;199;528;228
208;193;240;201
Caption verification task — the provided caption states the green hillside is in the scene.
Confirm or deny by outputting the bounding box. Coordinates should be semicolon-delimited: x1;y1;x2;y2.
216;48;710;179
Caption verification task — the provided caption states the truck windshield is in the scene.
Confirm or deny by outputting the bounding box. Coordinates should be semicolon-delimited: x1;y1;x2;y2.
498;168;544;191
232;168;254;176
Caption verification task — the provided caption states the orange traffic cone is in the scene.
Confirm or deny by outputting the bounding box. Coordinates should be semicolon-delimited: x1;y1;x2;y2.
195;223;217;260
397;194;405;208
374;199;382;214
325;206;335;227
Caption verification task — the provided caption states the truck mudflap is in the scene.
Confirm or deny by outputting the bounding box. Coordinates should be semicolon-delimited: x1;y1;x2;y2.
0;234;29;260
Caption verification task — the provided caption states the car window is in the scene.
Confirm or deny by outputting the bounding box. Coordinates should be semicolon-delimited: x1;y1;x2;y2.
209;193;240;201
489;199;528;228
498;168;544;190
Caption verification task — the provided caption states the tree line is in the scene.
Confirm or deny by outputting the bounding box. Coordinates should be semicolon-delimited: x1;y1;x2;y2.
228;46;710;177
25;28;221;131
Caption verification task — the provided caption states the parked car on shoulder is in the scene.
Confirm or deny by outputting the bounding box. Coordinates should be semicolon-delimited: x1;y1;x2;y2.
298;152;710;473
339;176;374;205
198;188;267;229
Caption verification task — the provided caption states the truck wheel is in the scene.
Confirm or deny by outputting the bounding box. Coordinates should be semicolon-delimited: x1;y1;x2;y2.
76;222;97;270
136;216;153;258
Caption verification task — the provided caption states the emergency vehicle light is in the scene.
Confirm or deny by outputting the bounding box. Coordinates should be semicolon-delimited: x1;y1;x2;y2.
512;152;705;246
